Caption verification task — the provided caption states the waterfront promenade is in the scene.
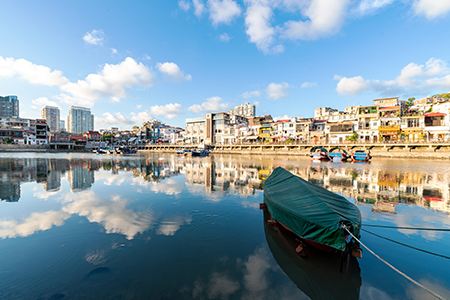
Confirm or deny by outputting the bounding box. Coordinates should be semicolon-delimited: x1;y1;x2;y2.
140;141;450;159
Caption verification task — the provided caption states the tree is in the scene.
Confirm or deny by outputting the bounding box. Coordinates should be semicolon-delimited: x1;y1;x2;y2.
347;132;359;141
406;97;415;109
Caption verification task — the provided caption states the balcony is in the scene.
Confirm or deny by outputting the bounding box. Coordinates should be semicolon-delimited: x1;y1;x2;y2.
378;125;400;131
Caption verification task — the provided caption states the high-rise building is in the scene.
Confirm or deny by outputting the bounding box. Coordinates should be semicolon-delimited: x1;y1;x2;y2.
0;95;19;117
60;120;66;131
41;106;60;132
228;103;256;117
67;106;94;134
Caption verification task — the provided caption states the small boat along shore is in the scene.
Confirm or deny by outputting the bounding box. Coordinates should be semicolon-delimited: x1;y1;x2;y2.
262;167;362;255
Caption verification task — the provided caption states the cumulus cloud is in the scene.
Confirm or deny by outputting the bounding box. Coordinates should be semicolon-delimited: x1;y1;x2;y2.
413;0;450;19
242;90;261;98
335;58;450;96
130;111;155;124
266;82;290;100
60;57;154;106
156;62;192;81
83;29;105;45
220;33;231;41
355;0;394;16
208;0;242;26
244;0;282;54
0;56;69;86
335;75;372;95
300;81;317;88
150;103;184;119
188;96;230;113
281;0;351;40
31;97;60;110
95;112;134;127
179;0;191;11
193;0;206;16
111;48;118;54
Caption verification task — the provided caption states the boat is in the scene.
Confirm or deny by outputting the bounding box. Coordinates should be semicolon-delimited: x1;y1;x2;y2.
262;167;362;254
176;148;186;156
351;149;371;162
191;149;209;157
327;147;350;162
310;146;329;161
263;208;361;300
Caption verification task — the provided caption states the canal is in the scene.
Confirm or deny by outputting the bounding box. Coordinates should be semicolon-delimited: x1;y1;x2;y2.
0;153;449;299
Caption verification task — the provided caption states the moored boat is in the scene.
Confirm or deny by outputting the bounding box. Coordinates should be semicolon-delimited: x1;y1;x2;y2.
192;149;209;156
351;149;371;162
310;146;329;161
263;208;361;300
263;167;362;254
327;147;350;162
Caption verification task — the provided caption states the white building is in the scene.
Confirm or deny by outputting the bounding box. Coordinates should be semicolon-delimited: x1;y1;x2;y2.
67;106;94;134
41;106;60;132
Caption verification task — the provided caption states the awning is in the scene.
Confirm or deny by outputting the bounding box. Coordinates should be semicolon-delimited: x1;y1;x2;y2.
379;106;400;111
425;112;446;117
245;135;258;140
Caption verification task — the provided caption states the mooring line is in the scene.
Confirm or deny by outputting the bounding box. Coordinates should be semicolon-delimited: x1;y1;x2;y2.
342;225;447;300
361;228;450;260
362;224;450;231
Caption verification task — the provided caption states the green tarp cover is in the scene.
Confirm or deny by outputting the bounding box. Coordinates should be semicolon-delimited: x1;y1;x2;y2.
264;167;361;251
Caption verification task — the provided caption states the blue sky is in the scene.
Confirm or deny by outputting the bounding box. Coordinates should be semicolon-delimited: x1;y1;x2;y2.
1;0;450;130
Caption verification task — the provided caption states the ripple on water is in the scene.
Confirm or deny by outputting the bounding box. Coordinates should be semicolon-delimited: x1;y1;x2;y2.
186;210;231;241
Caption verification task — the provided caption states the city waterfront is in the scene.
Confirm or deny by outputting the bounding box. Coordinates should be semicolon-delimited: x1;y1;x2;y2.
0;153;449;299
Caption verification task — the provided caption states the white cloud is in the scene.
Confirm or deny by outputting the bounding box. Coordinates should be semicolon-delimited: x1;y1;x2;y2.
335;75;372;95
208;0;242;26
242;90;261;98
300;81;317;88
266;82;290;100
31;97;60;110
95;112;134;127
156;215;192;236
244;0;281;54
273;114;290;122
83;29;105;45
136;104;142;109
130;111;155;124
188;96;230;113
356;0;394;16
0;56;69;86
335;58;450;96
179;0;191;11
60;57;154;107
281;0;351;40
413;0;450;19
150;103;184;119
143;54;151;60
220;33;231;41
193;0;206;16
156;62;192;81
111;48;118;54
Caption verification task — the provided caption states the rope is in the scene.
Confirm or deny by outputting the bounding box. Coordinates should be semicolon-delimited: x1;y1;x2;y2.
342;225;447;300
362;224;450;231
361;228;450;260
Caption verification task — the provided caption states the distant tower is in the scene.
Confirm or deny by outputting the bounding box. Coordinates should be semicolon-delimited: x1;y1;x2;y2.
0;95;19;117
67;106;94;134
60;120;66;131
41;106;60;132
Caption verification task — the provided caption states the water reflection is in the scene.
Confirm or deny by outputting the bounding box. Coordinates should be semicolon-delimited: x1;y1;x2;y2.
1;155;449;215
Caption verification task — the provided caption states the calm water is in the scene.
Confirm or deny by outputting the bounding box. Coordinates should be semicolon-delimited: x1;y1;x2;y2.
0;153;449;300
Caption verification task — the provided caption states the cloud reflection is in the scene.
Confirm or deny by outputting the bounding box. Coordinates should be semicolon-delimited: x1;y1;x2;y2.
156;215;192;236
0;210;70;239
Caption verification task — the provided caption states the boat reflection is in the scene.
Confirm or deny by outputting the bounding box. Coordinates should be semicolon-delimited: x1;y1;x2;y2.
263;209;361;300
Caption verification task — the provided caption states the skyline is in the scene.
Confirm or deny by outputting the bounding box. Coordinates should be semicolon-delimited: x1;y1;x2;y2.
1;0;450;130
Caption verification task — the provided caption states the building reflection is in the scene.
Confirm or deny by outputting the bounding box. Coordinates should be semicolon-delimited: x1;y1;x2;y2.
0;155;449;215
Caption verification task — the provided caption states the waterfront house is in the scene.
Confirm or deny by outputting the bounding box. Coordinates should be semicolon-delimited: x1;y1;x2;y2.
401;110;424;142
357;105;379;143
378;106;401;142
423;101;450;142
325;121;358;144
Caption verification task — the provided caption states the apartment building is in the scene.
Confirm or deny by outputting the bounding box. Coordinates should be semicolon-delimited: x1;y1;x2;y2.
67;106;94;134
41;106;60;132
0;95;19;117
